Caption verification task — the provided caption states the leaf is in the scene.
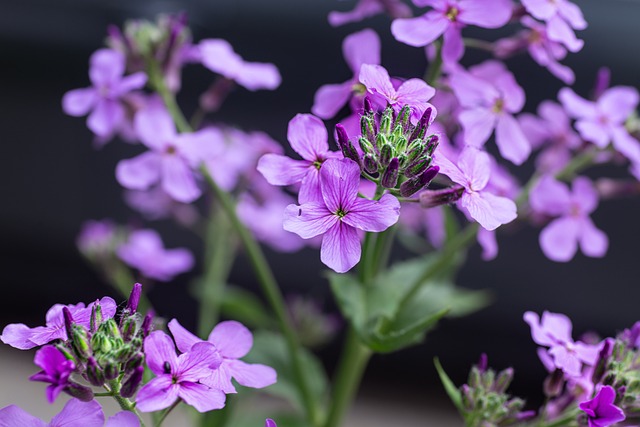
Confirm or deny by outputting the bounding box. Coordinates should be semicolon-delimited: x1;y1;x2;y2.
327;272;366;332
434;357;464;412
219;285;274;329
244;331;328;413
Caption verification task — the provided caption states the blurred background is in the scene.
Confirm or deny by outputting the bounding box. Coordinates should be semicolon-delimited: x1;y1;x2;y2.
1;0;640;424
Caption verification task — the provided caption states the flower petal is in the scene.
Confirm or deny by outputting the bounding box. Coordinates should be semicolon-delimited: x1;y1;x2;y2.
283;202;337;239
287;114;329;161
343;29;381;74
62;88;97;117
144;331;179;375
178;382;226;413
116;152;162;191
227;360;277;389
441;25;464;64
0;323;38;350
105;411;140;427
529;175;571;216
208;321;253;359
113;72;148;96
320;222;361;273
599;86;640;124
161;155;201;203
136;376;180;413
459;108;497;147
49;399;104;427
558;87;596;119
89;49;125;86
578;217;608;258
178;342;222;381
539;216;580;262
257;154;312;186
0;405;46;427
312;81;353;120
167;319;202;353
495;114;531;165
391;13;449;48
87;99;124;137
460;191;516;230
459;0;512;27
359;64;395;102
547;15;583;52
235;62;281;91
342;194;400;232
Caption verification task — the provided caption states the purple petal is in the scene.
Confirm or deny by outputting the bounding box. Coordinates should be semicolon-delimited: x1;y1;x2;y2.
540;216;580;262
178;342;222;381
320;222;361;273
299;165;326;204
0;405;45;427
529;175;571;216
320;158;361;213
176;128;225;168
134;104;177;151
459;108;497;147
477;228;498;261
396;79;436;106
105;411;140;427
599;86;640;124
549;345;582;376
540;311;574;343
434;153;467;188
575;120;609;148
557;1;587;30
523;311;555;347
198;39;243;78
457;147;491;192
343;28;381;73
359;64;395;102
113;72;147;96
574;342;601;366
154;248;195;281
202;362;236;394
328;0;384;27
136;376;180;413
342;194;400;232
284;202;337;239
144;331;179;375
558;87;596;119
441;25;464;64
265;419;277;427
226;360;277;389
460;191;517;231
257;154;312;186
161;155;201;203
87;99;124;137
167;319;202;353
235;62;281;91
459;0;512;27
391;13;449;48
208;321;253;359
49;399;105;427
521;0;556;20
116;151;162;191
547;15;583;52
62;88;97;117
287;114;329;161
312;81;353;120
0;323;38;349
611;126;640;163
495;114;531;165
572;177;599;214
449;70;499;108
89;49;125;87
178;382;226;412
578;217;608;258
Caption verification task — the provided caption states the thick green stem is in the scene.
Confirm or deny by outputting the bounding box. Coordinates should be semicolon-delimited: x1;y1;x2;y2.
425;40;443;86
323;327;372;427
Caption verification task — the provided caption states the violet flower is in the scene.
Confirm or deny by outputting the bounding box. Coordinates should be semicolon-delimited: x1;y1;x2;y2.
283;158;400;273
265;420;277;427
29;346;76;403
328;0;411;27
521;0;587;52
448;61;531;164
136;331;225;412
391;0;512;64
62;49;147;139
168;319;277;394
1;298;116;350
76;219;119;259
312;29;381;119
359;64;436;122
529;175;608;262
435;147;517;231
524;311;601;378
116;229;194;281
579;386;626;427
257;114;341;203
0;398;139;427
116;101;222;203
195;39;281;91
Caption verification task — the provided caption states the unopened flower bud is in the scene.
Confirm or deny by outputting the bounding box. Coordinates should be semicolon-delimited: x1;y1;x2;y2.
100;319;122;340
592;338;613;384
124;352;145;373
335;124;350;153
419;185;464;208
126;283;143;314
86;357;105;387
121;317;138;342
360;116;377;147
461;384;475;411
141;313;154;337
400;166;439;197
120;366;144;398
363;96;373;115
409;107;433;142
379;144;393;168
363;154;378;175
103;360;120;381
544;369;565;397
71;326;91;360
468;366;481;389
115;344;135;362
493;368;514;393
395;105;412;134
359;137;375;156
381;158;399;189
66;383;94;402
425;134;439;156
405;156;431;179
380;107;393;135
405;141;426;165
63;308;74;340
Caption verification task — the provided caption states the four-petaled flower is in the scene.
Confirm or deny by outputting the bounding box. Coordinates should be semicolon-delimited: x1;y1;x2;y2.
521;0;587;52
283;158;400;273
29;346;76;403
579;385;626;427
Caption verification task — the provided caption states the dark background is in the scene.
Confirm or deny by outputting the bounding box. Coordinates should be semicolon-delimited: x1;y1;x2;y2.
1;0;640;408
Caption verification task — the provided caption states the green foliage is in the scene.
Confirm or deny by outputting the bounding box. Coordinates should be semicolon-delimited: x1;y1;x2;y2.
219;285;274;330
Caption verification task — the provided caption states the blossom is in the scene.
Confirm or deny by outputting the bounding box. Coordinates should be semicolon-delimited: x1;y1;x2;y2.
76;219;119;259
392;0;512;63
195;39;281;91
116;101;222;203
579;386;626;427
359;64;436;122
168;319;277;394
435;147;517;231
116;229;194;281
312;29;381;119
524;311;601;378
1;298;116;350
29;346;76;403
328;0;411;27
62;49;147;138
449;61;531;164
257;114;341;203
529;175;608;262
521;0;587;52
283;158;400;273
136;331;225;412
559;86;640;165
0;399;139;427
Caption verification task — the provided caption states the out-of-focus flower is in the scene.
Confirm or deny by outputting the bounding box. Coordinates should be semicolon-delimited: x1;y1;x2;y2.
521;0;586;52
579;385;625;427
328;0;411;27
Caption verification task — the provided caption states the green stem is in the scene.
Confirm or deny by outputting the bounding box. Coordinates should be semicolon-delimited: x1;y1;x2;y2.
202;169;321;427
425;40;443;86
462;37;495;52
156;400;181;427
147;60;191;133
555;146;599;181
105;382;147;427
371;225;397;277
322;327;372;427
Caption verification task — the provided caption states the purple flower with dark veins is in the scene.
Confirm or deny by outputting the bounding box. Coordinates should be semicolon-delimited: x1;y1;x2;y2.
136;331;225;413
62;49;147;138
328;0;411;27
579;385;626;427
29;346;76;403
283;158;400;273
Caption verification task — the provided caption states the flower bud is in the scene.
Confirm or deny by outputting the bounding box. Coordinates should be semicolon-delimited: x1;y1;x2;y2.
120;366;144;398
405;141;426;165
379;107;393;135
90;304;103;333
363;154;379;175
335;124;350;153
121;317;139;342
543;369;565;397
100;318;122;340
141;313;154;337
379;144;393;168
363;96;373;115
592;338;613;384
63;308;75;340
425;134;439;156
381;158;399;189
419;185;464;208
404;156;431;179
395;105;412;134
66;383;94;402
71;326;91;360
86;357;105;387
400;166;439;197
468;366;481;389
409;107;433;142
124;352;145;373
359;137;375;157
360;116;377;148
493;368;514;394
103;360;120;381
126;283;143;314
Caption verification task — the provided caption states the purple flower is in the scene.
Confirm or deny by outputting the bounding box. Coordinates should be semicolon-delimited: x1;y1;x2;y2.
116;101;221;203
435;147;517;231
524;311;601;378
392;0;512;63
0;398;139;427
29;346;76;403
328;0;411;27
136;331;225;412
195;39;281;91
521;0;587;52
1;298;116;350
359;64;436;122
257;114;341;203
449;61;531;164
312;29;381;119
168;319;277;394
116;229;194;281
579;386;626;427
76;219;119;259
529;175;608;262
265;419;277;427
559;86;640;165
62;49;147;138
283;158;400;273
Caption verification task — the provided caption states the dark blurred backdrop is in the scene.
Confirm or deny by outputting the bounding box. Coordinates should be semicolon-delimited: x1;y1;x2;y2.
1;0;640;407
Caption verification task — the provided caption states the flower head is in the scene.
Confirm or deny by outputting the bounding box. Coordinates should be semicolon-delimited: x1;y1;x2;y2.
29;346;77;403
579;385;626;427
521;0;587;52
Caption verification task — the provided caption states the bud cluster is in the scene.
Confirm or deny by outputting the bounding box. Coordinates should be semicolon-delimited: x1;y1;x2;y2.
335;99;440;197
597;336;640;413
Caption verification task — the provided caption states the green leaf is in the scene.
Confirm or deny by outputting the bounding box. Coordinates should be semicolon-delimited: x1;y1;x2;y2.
219;285;274;329
244;331;328;413
327;272;366;332
434;357;464;412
